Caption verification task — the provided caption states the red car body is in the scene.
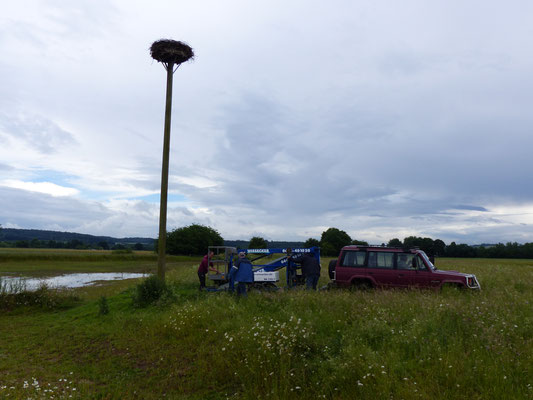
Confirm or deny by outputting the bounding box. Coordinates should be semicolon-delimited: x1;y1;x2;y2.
330;245;480;290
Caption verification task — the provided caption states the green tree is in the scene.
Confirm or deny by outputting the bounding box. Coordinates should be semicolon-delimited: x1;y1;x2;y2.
388;238;402;247
352;239;369;246
320;227;351;256
248;236;267;249
433;239;446;256
98;241;110;250
320;242;336;257
166;224;224;256
304;238;320;248
403;236;435;255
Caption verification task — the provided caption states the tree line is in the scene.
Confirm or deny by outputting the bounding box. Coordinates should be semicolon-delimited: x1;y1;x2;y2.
161;225;533;259
3;224;533;259
0;238;149;251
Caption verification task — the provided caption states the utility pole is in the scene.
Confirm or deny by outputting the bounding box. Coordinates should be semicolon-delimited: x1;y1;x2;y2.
150;39;194;281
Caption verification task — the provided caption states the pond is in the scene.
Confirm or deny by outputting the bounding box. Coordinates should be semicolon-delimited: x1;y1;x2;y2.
0;272;148;292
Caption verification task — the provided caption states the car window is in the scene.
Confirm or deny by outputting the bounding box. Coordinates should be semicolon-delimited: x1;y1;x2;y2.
341;251;366;267
368;252;394;269
414;255;427;270
397;253;416;270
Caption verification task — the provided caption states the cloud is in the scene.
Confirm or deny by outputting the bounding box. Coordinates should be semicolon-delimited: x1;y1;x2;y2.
0;179;79;197
0;111;77;154
1;0;533;245
0;186;110;232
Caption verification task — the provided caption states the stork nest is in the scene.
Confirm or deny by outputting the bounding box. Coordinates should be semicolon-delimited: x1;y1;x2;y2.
150;39;194;65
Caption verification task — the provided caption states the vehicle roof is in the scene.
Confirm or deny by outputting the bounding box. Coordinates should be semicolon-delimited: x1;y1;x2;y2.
340;245;422;253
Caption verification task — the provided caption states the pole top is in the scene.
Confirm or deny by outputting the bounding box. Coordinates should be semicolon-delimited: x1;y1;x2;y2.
150;39;194;65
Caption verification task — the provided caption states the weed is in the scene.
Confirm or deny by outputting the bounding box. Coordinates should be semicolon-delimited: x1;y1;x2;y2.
0;281;80;312
98;295;109;315
132;275;171;307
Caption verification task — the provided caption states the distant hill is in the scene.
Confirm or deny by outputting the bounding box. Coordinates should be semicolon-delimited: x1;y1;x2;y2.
0;228;304;249
0;228;155;246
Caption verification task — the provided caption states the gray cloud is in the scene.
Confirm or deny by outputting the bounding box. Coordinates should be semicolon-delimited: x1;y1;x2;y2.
0;112;77;154
0;187;110;230
1;1;533;244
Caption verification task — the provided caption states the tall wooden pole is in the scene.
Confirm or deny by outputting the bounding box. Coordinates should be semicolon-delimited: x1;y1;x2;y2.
157;62;174;280
150;39;194;282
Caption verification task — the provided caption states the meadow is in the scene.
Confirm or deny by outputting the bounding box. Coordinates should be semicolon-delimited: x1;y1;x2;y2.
0;249;531;399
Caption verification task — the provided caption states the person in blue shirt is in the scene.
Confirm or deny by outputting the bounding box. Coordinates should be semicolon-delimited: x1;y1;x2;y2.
229;252;254;296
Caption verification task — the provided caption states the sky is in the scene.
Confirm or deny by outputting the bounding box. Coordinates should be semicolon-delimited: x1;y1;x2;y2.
1;0;533;245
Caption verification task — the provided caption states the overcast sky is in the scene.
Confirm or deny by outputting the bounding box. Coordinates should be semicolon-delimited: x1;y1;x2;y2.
1;0;533;245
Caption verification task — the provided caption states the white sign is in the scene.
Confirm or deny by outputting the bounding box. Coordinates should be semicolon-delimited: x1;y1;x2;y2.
253;271;279;282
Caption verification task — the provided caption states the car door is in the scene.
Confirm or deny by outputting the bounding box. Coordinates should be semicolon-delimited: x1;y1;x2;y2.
336;250;366;286
394;252;417;287
410;254;430;287
366;251;395;287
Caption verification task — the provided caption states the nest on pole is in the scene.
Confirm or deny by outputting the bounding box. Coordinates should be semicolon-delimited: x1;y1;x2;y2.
150;39;194;66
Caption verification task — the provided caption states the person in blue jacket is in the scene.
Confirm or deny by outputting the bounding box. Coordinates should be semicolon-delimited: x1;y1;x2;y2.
289;252;321;290
229;252;254;296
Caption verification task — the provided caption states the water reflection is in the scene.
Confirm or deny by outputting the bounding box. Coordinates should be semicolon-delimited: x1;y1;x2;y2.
0;272;148;291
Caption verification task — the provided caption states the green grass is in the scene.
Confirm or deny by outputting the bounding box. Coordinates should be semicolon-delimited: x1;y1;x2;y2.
0;252;532;399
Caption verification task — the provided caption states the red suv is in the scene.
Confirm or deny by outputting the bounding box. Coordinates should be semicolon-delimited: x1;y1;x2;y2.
329;245;480;290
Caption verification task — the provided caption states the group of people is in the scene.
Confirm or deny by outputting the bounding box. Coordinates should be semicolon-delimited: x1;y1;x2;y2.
197;250;254;296
286;248;321;290
197;249;321;295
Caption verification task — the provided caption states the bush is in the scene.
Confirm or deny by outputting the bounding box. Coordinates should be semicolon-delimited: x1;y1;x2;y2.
132;276;171;307
98;296;110;315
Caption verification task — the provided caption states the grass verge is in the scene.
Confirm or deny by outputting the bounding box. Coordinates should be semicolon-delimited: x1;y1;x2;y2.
0;255;531;399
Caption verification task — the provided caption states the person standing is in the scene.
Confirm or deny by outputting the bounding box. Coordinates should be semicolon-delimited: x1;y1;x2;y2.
290;252;321;290
229;252;254;296
198;250;218;290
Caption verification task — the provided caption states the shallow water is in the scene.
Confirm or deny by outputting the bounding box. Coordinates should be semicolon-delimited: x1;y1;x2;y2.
0;272;148;291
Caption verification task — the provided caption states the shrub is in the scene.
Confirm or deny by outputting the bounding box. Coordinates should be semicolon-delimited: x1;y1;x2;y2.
98;296;110;315
132;275;171;307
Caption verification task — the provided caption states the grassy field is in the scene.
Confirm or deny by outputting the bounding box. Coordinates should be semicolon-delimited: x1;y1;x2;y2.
0;251;531;399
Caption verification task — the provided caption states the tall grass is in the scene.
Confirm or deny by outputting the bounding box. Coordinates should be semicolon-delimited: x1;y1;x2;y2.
0;277;80;312
0;257;531;399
